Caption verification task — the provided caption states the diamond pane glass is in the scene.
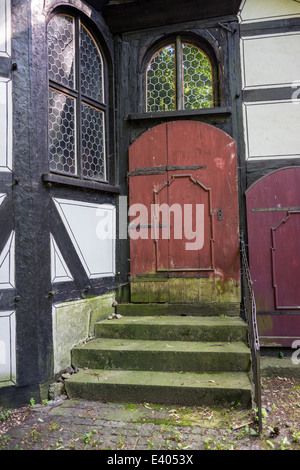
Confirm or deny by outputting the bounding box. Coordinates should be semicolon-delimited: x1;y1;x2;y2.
80;25;104;103
182;43;213;109
81;104;106;181
47;15;75;89
147;45;176;112
49;89;76;175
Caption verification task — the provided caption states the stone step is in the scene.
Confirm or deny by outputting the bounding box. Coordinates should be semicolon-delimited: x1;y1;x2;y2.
116;302;241;317
71;338;250;373
64;368;252;407
95;316;247;343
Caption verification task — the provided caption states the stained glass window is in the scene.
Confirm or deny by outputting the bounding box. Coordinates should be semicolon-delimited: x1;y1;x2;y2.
48;14;106;181
147;38;214;112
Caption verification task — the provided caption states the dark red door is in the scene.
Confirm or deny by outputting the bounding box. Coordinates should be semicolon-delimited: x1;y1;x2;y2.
246;167;300;346
128;121;240;304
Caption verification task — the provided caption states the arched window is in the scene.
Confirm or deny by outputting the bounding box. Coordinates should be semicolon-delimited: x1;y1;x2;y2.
146;36;216;112
47;13;107;181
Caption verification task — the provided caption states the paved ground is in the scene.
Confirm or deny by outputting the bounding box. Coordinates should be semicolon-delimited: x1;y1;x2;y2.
1;376;300;451
1;397;258;451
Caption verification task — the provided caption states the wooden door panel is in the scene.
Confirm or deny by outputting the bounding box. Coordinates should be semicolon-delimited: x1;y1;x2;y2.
129;124;167;172
246;167;300;346
156;174;213;271
129;173;167;276
129;121;240;303
271;211;300;309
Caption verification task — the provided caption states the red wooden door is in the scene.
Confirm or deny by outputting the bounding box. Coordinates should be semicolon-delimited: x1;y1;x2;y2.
128;121;240;303
246;167;300;346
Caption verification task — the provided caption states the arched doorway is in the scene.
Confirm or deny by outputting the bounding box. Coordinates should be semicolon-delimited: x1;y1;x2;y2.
128;121;240;305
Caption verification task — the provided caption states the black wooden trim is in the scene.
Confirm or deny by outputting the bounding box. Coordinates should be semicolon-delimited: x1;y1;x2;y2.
89;277;118;292
240;17;300;36
132;273;210;280
246;160;300;188
243;87;295;102
0;195;13;254
0;172;13;186
51;278;118;303
0;56;12;78
127;164;207;177
85;0;109;13
42;173;120;194
49;186;116;206
127;107;232;122
50;281;82;303
0;290;16;310
102;0;241;33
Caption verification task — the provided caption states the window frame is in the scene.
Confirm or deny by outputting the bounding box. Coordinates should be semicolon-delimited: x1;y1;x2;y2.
47;11;110;183
142;34;220;114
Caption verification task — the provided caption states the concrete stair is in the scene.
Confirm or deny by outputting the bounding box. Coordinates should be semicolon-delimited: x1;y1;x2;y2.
65;305;252;407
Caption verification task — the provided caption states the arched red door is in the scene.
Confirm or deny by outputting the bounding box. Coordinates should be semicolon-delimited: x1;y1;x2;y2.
128;121;240;304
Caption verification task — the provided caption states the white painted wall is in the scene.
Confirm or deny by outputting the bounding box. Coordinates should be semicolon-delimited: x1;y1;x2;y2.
243;100;300;159
0;311;16;385
0;0;11;57
239;0;300;23
239;0;300;161
53;198;116;279
241;32;300;90
0;0;12;172
0;231;15;288
0;1;15;388
0;76;12;172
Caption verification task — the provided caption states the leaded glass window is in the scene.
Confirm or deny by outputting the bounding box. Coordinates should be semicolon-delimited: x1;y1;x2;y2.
147;37;214;112
47;14;107;181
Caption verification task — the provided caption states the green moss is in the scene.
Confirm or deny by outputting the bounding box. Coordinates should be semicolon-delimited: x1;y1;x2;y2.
130;277;240;303
104;402;252;430
52;292;116;374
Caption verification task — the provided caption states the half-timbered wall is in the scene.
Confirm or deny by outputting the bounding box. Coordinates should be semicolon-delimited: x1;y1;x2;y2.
1;0;299;406
239;0;300;347
0;0;16;390
0;0;119;406
35;0;119;377
239;0;300;180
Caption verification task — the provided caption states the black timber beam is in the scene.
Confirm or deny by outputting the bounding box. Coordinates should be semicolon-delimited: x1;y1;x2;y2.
101;0;243;33
85;0;110;11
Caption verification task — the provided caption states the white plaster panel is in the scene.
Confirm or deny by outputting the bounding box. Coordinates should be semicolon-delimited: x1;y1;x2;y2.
52;293;116;374
243;100;300;160
0;0;11;57
0;311;16;384
239;0;300;23
241;33;300;89
53;198;116;279
0;231;15;289
0;78;12;172
50;234;74;283
0;193;6;206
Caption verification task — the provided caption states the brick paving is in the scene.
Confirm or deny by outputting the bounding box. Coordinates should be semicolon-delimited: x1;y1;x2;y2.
0;397;259;451
2;376;300;452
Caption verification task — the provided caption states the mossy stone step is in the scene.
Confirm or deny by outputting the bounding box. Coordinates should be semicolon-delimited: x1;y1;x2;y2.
116;303;241;317
64;368;252;407
68;307;252;407
95;316;247;343
71;338;250;373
